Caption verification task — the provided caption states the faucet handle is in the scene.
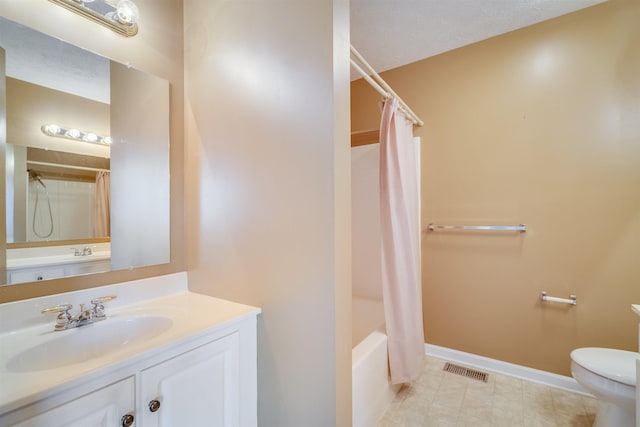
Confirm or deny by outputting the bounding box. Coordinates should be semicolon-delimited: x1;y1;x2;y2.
90;295;117;305
41;303;73;315
42;304;73;330
90;295;117;318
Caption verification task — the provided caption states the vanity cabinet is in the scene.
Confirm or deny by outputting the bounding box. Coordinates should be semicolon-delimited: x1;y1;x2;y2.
2;319;256;427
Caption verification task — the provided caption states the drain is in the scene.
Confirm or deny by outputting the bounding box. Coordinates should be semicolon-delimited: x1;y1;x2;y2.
443;362;489;383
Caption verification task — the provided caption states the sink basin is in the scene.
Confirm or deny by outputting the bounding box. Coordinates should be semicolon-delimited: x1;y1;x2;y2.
7;315;173;372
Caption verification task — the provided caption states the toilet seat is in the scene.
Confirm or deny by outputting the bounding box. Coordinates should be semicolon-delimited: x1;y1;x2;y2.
570;347;639;386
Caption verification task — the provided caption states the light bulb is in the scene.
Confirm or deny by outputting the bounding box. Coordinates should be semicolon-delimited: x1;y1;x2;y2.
85;133;99;143
44;124;61;136
66;129;81;139
103;136;113;145
115;0;139;25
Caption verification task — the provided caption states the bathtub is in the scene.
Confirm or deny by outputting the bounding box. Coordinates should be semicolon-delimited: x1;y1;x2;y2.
352;297;400;427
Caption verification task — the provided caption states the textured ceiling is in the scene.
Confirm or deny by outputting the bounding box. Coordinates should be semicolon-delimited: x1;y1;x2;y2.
3;3;608;93
350;0;607;79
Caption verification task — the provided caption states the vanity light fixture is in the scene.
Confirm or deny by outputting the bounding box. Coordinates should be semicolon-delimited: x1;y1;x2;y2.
48;0;140;37
41;124;112;146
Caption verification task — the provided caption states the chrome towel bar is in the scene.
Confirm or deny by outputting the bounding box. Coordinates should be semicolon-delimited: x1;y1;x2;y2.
427;224;527;232
540;291;577;305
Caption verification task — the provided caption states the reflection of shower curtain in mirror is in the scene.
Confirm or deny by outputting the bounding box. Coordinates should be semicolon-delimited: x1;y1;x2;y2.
94;171;110;237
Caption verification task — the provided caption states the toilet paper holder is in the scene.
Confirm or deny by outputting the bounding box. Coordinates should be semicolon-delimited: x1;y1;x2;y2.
540;291;577;305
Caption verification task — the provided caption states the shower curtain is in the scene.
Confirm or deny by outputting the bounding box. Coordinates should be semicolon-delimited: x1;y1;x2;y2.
379;98;425;384
94;171;110;238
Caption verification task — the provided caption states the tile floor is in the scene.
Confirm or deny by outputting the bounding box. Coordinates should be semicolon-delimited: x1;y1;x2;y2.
377;356;597;427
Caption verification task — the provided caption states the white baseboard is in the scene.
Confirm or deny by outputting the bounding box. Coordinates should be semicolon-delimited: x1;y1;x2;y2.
425;343;592;397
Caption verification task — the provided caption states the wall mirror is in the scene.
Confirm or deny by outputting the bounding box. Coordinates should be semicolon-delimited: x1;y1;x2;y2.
0;16;170;285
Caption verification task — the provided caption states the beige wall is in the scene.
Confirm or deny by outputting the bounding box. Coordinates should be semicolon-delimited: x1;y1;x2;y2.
0;0;184;302
184;0;351;425
110;62;170;271
352;0;640;376
6;78;110;157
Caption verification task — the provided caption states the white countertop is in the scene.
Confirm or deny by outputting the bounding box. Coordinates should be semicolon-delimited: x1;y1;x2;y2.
0;273;260;414
6;251;111;269
6;243;112;270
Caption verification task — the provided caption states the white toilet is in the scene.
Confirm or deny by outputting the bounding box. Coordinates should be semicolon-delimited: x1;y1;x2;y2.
570;347;639;427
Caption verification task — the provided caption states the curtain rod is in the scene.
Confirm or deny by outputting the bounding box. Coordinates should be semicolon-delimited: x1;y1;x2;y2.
350;45;424;127
27;160;110;173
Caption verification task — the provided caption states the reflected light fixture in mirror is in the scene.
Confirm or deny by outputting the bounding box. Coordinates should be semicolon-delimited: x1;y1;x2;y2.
41;123;113;145
48;0;140;37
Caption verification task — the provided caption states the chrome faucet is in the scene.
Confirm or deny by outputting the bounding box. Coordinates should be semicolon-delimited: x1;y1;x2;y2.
76;303;94;324
71;246;93;256
41;295;117;331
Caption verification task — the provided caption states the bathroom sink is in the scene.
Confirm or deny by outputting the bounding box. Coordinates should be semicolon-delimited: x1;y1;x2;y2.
6;315;173;372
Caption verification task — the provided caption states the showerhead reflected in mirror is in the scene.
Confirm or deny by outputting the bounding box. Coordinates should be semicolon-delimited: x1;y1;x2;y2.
1;16;170;286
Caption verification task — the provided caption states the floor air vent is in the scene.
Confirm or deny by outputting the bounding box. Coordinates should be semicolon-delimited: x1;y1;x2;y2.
443;362;489;383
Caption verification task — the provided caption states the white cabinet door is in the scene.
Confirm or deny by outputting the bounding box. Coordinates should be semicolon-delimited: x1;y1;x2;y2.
141;332;240;427
14;377;135;427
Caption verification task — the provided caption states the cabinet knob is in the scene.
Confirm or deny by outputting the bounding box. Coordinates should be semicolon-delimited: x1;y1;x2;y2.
149;399;161;412
121;413;135;427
